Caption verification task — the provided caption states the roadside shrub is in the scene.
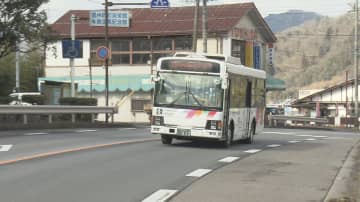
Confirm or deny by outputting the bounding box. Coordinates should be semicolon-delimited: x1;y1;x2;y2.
59;97;97;106
22;95;45;105
0;96;13;104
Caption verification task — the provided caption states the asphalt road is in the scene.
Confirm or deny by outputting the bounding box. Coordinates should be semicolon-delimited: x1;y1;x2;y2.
0;127;358;202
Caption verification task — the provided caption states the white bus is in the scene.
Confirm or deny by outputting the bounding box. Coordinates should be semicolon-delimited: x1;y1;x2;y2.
151;53;266;147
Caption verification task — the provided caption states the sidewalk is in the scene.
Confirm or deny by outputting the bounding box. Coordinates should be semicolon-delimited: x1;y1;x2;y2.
171;139;360;202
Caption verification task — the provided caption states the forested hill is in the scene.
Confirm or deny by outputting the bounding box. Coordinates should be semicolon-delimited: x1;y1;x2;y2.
271;14;354;100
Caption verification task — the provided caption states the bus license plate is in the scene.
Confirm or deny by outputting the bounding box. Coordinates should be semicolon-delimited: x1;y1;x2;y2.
179;129;191;136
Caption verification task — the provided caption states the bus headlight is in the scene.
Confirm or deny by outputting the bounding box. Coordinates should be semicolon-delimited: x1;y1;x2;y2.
152;116;164;126
206;120;222;130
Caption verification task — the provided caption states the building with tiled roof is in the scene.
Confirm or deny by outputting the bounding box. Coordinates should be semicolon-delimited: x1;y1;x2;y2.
41;2;277;123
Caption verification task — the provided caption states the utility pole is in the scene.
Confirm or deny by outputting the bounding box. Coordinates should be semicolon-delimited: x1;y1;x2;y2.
355;0;359;129
70;14;76;97
192;0;200;52
103;1;149;123
15;42;20;93
104;0;110;123
89;58;93;98
202;0;208;53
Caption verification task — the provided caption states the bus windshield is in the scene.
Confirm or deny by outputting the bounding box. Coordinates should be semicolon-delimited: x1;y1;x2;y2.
154;72;223;110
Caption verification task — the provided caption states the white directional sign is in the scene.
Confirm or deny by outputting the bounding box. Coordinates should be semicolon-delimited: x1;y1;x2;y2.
0;145;13;152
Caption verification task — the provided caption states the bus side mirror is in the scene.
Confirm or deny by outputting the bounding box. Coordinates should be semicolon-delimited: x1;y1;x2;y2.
221;79;228;89
151;75;160;83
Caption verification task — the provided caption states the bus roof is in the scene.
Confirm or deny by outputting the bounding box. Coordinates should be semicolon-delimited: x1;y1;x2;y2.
158;54;266;79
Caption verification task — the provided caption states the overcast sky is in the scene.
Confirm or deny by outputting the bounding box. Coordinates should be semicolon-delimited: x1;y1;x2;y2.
43;0;353;23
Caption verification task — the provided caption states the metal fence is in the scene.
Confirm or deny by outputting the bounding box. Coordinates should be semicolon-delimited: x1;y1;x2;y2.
0;105;118;125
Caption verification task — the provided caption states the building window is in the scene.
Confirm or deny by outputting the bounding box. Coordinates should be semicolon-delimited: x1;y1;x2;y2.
231;39;246;65
133;38;151;51
175;37;192;51
133;54;150;64
153;38;172;51
111;39;130;64
131;99;151;111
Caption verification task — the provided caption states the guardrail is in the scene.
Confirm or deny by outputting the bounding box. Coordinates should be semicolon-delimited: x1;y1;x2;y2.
268;115;328;127
0;105;118;124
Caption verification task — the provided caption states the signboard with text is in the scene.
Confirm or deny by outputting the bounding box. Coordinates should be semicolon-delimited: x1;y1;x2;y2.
90;10;129;27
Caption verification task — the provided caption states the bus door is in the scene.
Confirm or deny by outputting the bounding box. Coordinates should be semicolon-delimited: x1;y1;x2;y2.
245;79;252;135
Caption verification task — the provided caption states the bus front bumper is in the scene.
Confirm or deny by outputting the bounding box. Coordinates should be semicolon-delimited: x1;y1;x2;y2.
151;125;223;139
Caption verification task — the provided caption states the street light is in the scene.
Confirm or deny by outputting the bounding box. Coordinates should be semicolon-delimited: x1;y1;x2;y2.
102;1;149;123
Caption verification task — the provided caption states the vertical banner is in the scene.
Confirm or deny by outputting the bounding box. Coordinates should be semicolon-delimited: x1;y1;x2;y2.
245;41;254;67
316;101;320;118
253;42;261;69
268;43;274;67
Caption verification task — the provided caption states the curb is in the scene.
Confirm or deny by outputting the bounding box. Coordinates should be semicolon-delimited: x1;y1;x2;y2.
324;140;360;202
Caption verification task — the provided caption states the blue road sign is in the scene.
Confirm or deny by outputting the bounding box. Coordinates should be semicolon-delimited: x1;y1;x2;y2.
62;40;83;58
96;46;110;60
151;0;169;8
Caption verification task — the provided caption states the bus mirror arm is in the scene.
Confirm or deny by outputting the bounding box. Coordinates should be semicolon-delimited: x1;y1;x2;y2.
221;74;228;89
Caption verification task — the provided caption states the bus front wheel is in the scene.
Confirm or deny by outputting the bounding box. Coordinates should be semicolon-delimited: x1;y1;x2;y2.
161;135;173;145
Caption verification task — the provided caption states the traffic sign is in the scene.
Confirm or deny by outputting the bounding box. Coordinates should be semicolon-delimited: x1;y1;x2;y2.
96;46;110;60
151;0;169;8
62;40;83;58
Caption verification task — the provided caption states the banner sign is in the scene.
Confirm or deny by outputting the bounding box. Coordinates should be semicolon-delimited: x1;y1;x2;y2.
90;10;129;27
253;43;261;69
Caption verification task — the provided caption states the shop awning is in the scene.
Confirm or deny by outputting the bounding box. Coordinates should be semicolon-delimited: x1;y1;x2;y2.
38;75;152;92
266;75;286;91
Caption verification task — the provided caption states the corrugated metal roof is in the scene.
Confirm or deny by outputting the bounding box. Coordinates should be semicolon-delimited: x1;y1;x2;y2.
51;3;276;42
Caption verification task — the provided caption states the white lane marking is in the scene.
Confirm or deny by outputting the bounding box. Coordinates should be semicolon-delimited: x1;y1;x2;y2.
326;137;353;140
288;140;301;143
219;156;240;163
267;144;281;148
0;145;13;152
76;130;97;133
313;135;328;138
305;138;316;141
297;135;314;137
142;189;177;202
24;132;48;136
263;132;295;135
119;128;137;130
244;149;262;154
186;169;212;178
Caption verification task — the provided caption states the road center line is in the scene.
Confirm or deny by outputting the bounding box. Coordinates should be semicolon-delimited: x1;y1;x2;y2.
305;138;317;141
24;132;49;136
244;149;262;154
186;169;212;178
76;130;97;133
142;189;178;202
263;132;295;135
288;140;301;143
267;144;281;148
219;156;240;163
0;138;158;166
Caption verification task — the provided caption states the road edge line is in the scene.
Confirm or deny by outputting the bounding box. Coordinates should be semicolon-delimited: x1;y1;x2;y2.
0;138;158;166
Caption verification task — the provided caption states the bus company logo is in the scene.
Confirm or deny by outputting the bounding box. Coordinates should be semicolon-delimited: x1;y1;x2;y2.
186;110;217;119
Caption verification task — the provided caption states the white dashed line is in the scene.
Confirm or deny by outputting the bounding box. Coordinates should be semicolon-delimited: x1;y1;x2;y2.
297;135;314;137
121;128;137;130
0;145;13;152
313;135;328;138
288;140;301;143
142;189;178;202
219;156;240;163
76;130;97;133
244;149;262;154
24;132;48;136
326;137;353;140
267;144;281;148
305;138;316;141
186;169;212;178
263;132;295;135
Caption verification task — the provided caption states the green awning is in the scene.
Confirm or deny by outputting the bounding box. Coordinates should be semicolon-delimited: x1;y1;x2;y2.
39;75;152;92
266;75;286;91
